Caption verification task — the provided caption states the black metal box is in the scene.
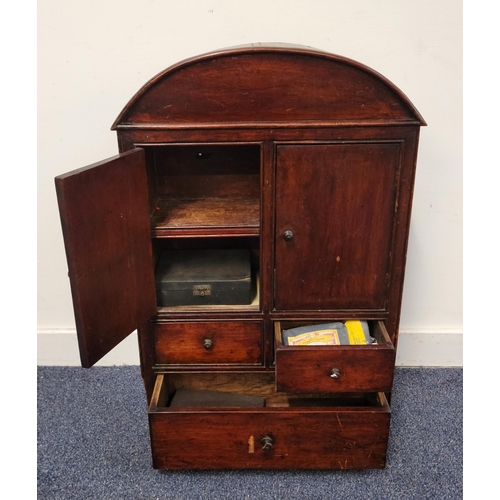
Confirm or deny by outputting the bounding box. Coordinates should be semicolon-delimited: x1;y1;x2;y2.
155;249;252;307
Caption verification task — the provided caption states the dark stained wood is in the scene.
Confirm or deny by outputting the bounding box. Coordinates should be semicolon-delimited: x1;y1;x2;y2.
164;372;381;405
153;321;263;365
274;143;400;311
150;197;260;237
137;321;157;403
149;375;390;470
55;149;156;367
113;45;425;129
146;143;261;237
149;410;390;469
118;124;420;148
165;372;279;398
384;130;422;346
156;176;260;200
260;142;275;366
56;45;424;470
274;321;395;393
152;144;260;198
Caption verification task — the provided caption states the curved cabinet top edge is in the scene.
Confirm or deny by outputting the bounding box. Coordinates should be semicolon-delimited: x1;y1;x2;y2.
111;44;426;130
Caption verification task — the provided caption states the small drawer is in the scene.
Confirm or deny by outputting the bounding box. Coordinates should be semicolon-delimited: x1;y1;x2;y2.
153;320;263;365
148;373;391;470
274;320;395;393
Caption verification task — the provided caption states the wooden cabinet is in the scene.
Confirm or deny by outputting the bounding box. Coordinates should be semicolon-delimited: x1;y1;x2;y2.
55;44;425;470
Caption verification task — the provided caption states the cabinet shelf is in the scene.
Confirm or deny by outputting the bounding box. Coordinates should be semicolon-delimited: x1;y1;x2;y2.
151;197;260;238
157;299;260;314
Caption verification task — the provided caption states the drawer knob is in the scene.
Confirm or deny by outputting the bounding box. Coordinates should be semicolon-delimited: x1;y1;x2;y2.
329;368;341;379
261;435;274;451
203;338;213;350
282;230;294;241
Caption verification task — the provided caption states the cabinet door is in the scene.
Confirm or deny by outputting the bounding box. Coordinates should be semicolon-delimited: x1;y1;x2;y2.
55;149;156;367
274;143;400;311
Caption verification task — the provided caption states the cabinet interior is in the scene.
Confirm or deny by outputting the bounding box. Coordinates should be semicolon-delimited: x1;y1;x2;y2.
144;144;262;311
152;236;260;312
152;372;387;409
144;144;261;236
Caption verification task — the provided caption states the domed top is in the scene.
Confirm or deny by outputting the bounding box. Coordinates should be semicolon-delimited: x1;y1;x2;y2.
112;43;425;130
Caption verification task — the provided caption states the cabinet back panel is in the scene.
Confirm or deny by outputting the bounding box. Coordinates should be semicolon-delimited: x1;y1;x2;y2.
151;145;260;199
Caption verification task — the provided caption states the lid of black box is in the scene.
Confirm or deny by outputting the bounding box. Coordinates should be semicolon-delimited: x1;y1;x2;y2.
155;249;251;287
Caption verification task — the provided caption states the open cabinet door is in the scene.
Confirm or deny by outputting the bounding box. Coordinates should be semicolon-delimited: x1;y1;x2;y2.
55;149;157;367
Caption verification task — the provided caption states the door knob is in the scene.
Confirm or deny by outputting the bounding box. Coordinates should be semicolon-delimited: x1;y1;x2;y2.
282;230;294;241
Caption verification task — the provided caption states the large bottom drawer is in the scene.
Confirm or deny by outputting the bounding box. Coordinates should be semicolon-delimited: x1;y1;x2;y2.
148;373;391;470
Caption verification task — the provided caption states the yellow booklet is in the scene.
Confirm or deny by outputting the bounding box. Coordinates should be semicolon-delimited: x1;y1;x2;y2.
345;320;371;345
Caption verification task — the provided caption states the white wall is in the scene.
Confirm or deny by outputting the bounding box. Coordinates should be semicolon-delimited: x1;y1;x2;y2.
37;0;463;366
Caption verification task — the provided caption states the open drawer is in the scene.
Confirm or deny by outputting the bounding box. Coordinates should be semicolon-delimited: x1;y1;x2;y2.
148;372;391;470
274;320;396;393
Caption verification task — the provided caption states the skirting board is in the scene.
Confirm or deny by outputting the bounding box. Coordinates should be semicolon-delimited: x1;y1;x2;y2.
37;328;463;367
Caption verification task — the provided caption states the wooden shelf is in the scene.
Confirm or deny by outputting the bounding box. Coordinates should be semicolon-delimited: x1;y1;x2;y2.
151;197;260;238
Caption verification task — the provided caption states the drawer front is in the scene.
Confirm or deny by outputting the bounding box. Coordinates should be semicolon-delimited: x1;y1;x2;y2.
275;321;395;393
154;320;263;365
149;408;390;470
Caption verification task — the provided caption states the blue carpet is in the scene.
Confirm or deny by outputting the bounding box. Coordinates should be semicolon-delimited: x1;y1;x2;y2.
37;366;462;499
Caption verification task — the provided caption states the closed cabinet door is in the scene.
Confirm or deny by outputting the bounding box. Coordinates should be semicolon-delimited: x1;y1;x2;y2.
274;143;400;311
